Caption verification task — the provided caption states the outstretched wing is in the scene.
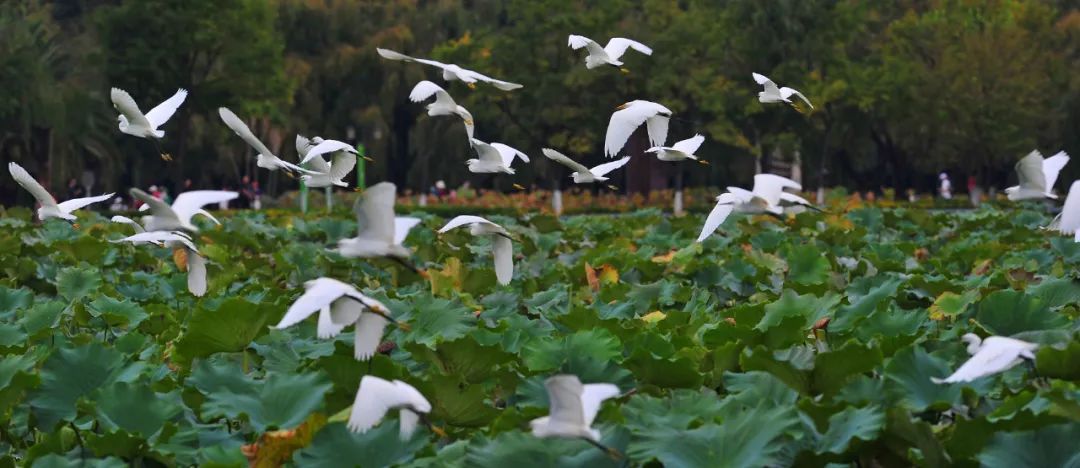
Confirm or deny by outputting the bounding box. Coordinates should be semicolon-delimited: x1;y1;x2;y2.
492;235;513;285
110;215;145;233
1014;150;1046;192
605;101;671;157
438;215;496;233
491;142;529;166
218;107;276;158
353;312;390;361
329;151;357;183
376;48;448;69
604;38;653;60
590;156;631;178
1042;151;1070;192
409;80;455;108
347;376;403;433
301;139;356;165
671;134;705;155
394;217;421;245
186;250;207;297
8;162;58;207
544;375;586;427
144;88;188;128
752;73;780;95
645;115;670;148
276;278;352;329
567;34;606;58
130;188;180;226
580;383;620;426
1054;181;1080;235
171;191;238;226
471;139;505;164
455;68;523;91
542;148;592;176
780;87;813;108
753;174;802;206
110;88;153;129
56;193;115;214
697;201;735;242
354;182;397;242
934;344;1027;384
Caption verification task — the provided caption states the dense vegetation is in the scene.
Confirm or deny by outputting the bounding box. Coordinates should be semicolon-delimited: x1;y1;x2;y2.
1;0;1079;202
0;201;1077;466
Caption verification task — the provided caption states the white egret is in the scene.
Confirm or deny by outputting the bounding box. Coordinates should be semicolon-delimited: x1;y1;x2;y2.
110;229;208;296
110;87;187;160
377;48;522;90
542;149;630;184
567;35;652;71
1046;180;1080;242
348;376;442;439
335;182;424;272
130;188;237;232
1005;150;1070;201
218;107;319;175
697;174;814;242
409;81;475;139
438;215;514;285
8;162;113;223
932;333;1038;384
530;375;622;458
466;139;530;174
275;277;402;360
646;134;706;163
604;100;671;157
752;73;813;109
296;135;357;188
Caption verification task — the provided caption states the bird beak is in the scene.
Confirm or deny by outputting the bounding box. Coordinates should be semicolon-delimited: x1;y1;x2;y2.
606;184;620;191
697;159;710;165
362;156;375;162
512;183;526;191
466;82;477;90
619;67;630;74
615;103;630;110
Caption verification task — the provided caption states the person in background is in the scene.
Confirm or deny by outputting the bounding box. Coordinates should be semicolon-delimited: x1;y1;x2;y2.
160;186;173;205
457;181;476;200
149;185;162;200
67;178;85;200
968;175;982;206
430;180;449;201
251;181;263;209
108;196;126;212
219;184;232;210
938;173;952;200
239;175;253;209
181;178;194;193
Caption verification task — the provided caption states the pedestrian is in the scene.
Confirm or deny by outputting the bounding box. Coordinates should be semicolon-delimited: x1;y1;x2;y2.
251;181;263;210
938;173;952;200
67;178;85;200
239;175;253;209
181;178;194;193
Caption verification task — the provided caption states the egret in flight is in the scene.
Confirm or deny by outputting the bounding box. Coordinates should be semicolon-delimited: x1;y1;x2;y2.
932;333;1038;383
1005;150;1070;201
567;35;652;71
8;162;113;223
438;215;514;285
110;87;188;160
377;48;522;90
604;100;671;157
752;73;813;110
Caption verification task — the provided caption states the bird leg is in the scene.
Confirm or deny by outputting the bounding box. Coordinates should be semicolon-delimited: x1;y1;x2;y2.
583;438;623;460
619;67;630;74
606;184;620;192
351;296;411;331
466;82;477;90
391;256;428;279
697;159;710;165
362;155;375;163
419;414;447;438
153;139;172;161
512;183;526;191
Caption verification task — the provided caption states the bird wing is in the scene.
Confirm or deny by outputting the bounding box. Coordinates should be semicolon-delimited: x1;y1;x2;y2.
491;142;530;165
1015;150;1047;192
353;182;397;242
604;38;653;59
605;101;671;157
671;134;705;155
544;375;587;427
1042;151;1070;192
186;250;207;297
543;148;592;176
438;215;494;233
394;217;421;245
110;215;145;233
567;35;606;57
376;48;448;69
353;312;389;360
409;80;455;108
110;88;153;129
752;73;780;95
1055;181;1080;235
171;191;237;225
347;376;404;433
646;115;670;148
753;174;802;206
780;87;813;108
779;191;813;206
580;383;620;426
296;134;314;158
697;202;735;242
937;340;1029;383
276;278;352;329
218;107;277;159
56;193;115;214
590;156;631;178
470;139;505;164
304;152;332;173
329;151;357;183
301;139;356;165
8;162;58;207
112;231;193;249
144;88;188;128
492;235;513;285
455;68;523;91
130;188;181;225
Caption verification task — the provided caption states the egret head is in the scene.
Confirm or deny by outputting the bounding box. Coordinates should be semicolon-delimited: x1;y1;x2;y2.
961;333;982;354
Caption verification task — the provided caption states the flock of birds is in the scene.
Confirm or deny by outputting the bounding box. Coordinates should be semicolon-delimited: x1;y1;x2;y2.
4;34;1077;456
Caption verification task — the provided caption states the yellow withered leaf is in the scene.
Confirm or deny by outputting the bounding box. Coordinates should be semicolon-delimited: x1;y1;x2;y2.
641;311;667;323
173;248;188;272
597;264;619;285
584;262;600;292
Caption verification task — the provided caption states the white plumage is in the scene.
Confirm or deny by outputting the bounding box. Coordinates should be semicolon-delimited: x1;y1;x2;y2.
604;100;672;157
1046;180;1080;242
932;334;1038;384
409;80;476;139
276;277;392;360
1005;150;1070;200
697;174;811;242
438;215;514;285
646;134;705;162
296;135;357;188
8;162;114;222
752;73;813;109
467;139;530;174
543;149;630;184
111;87;187;139
218;107;320;175
130;188;237;232
529;375;620;442
348;376;433;440
567;35;653;70
110;229;207;296
377;48;522;91
336;182;421;259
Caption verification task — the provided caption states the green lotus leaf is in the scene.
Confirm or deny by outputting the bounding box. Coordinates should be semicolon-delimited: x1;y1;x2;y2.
627;406;799;468
0;353;40;412
976;423;1080;467
976;289;1067;335
19;300;67;336
88;296;148;329
92;381;183;437
30;343;127;429
388;294;475;349
811;340;883;396
292;422;427;468
883;345;960;411
784;243;832;286
173;297;282;366
55;265;102;302
201;371;332;432
1035;338;1080;380
622;389;725;432
0;285;32;317
30;454;128;468
815;405;885;454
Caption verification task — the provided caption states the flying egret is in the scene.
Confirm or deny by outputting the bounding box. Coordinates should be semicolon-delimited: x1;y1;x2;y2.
1046;180;1080;242
275;277;402;360
1005;150;1070;201
110;229;208;296
542;148;630;184
296;135;357;188
409;80;475;139
335;182;424;273
8;162;113;223
376;48;522;90
604;100;671;157
466;139;530;174
130;188;237;232
752;73;813;109
110;87;187;160
218;107;320;175
438;215;514;285
697;174;814;242
348;376;442;439
646;134;706;163
566;35;652;71
932;333;1038;383
530;375;622;458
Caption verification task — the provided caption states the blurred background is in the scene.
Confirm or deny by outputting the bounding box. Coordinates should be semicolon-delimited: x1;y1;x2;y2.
0;0;1077;206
